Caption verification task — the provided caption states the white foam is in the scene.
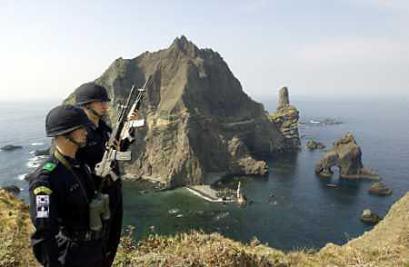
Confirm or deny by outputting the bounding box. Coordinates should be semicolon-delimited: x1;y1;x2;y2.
17;173;27;180
31;142;44;146
26;155;48;169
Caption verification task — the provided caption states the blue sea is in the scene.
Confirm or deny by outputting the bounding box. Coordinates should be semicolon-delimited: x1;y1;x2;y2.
1;97;408;251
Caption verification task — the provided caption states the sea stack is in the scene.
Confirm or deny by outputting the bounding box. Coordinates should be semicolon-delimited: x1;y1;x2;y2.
270;87;301;150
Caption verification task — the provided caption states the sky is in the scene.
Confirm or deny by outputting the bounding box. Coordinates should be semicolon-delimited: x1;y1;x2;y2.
0;0;408;102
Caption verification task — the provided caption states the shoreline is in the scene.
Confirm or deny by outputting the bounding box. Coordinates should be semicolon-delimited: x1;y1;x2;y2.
185;185;234;203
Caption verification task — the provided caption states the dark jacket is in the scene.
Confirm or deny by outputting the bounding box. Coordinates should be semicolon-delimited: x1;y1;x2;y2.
29;154;104;267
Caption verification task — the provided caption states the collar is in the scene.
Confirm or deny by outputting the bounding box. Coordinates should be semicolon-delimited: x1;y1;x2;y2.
65;156;81;168
54;149;81;168
85;118;110;132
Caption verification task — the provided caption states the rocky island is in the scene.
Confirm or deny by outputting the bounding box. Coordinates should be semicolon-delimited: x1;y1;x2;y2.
315;132;379;179
66;36;286;187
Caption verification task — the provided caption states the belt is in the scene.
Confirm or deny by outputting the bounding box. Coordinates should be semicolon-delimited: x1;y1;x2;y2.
61;229;104;242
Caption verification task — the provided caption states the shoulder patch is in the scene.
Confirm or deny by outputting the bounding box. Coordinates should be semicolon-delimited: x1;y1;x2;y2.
42;162;56;172
36;195;50;218
33;186;53;195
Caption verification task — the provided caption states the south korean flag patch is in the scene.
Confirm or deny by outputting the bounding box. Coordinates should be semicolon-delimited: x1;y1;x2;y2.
36;195;50;218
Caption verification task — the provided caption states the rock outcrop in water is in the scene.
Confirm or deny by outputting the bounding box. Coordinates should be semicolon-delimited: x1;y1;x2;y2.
0;145;22;151
67;36;284;187
33;147;50;156
315;133;379;179
369;182;392;196
306;139;326;150
360;209;382;224
270;87;300;150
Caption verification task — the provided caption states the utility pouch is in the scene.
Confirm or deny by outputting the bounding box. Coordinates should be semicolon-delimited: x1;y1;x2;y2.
130;119;145;128
115;151;132;161
89;193;111;231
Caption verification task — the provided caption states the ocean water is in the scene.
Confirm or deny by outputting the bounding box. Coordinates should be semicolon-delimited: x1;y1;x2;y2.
1;97;408;251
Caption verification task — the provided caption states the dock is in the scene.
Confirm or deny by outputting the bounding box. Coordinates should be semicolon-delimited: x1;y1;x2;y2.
185;185;234;203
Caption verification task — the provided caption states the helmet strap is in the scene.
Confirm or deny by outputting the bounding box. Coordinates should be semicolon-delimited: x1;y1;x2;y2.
64;134;85;148
86;106;103;119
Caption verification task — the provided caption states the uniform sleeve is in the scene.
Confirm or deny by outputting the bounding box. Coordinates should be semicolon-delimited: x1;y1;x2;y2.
29;173;62;267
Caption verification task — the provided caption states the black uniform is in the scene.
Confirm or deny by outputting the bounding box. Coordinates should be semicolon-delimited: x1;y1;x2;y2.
76;119;124;267
29;153;105;267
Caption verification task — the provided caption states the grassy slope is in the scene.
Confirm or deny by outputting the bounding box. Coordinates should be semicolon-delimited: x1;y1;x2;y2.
1;189;408;267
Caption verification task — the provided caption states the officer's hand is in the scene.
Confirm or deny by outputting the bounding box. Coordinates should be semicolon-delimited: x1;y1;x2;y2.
113;139;121;150
128;111;141;121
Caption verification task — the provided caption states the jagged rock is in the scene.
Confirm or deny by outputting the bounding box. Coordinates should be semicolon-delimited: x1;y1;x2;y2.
270;87;300;150
315;133;379;179
66;36;285;187
1;145;22;151
360;209;382;224
368;182;392;196
227;137;268;176
1;185;20;195
278;87;290;108
306;139;326;150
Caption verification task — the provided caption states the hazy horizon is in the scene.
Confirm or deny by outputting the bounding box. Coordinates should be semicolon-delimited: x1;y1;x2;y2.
1;0;408;101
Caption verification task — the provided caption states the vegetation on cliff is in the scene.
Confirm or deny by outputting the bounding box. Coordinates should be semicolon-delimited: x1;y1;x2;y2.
1;189;408;266
0;189;36;267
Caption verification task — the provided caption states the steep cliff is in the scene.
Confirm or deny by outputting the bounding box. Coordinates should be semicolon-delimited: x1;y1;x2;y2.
70;36;285;187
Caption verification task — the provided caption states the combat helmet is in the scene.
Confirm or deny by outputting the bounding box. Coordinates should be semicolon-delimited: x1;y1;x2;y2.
75;82;111;105
46;105;89;137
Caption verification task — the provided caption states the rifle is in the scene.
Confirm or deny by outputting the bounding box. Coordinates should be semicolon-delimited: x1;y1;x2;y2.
94;76;152;181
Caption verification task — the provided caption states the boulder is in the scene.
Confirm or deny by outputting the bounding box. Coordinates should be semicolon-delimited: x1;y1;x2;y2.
360;209;382;224
368;182;392;196
315;133;379;179
306;139;326;150
1;145;22;151
65;36;285;187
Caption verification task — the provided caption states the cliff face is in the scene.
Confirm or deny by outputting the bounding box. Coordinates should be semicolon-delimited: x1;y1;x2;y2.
86;36;285;186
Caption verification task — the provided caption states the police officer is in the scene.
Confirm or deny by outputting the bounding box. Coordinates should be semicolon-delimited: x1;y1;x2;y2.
75;82;130;267
29;105;106;267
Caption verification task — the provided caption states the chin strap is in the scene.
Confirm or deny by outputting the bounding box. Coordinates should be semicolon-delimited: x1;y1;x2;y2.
64;135;85;148
85;106;103;119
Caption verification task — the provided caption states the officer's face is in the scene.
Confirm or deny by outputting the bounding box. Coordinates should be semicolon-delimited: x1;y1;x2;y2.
89;101;109;116
70;127;87;147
